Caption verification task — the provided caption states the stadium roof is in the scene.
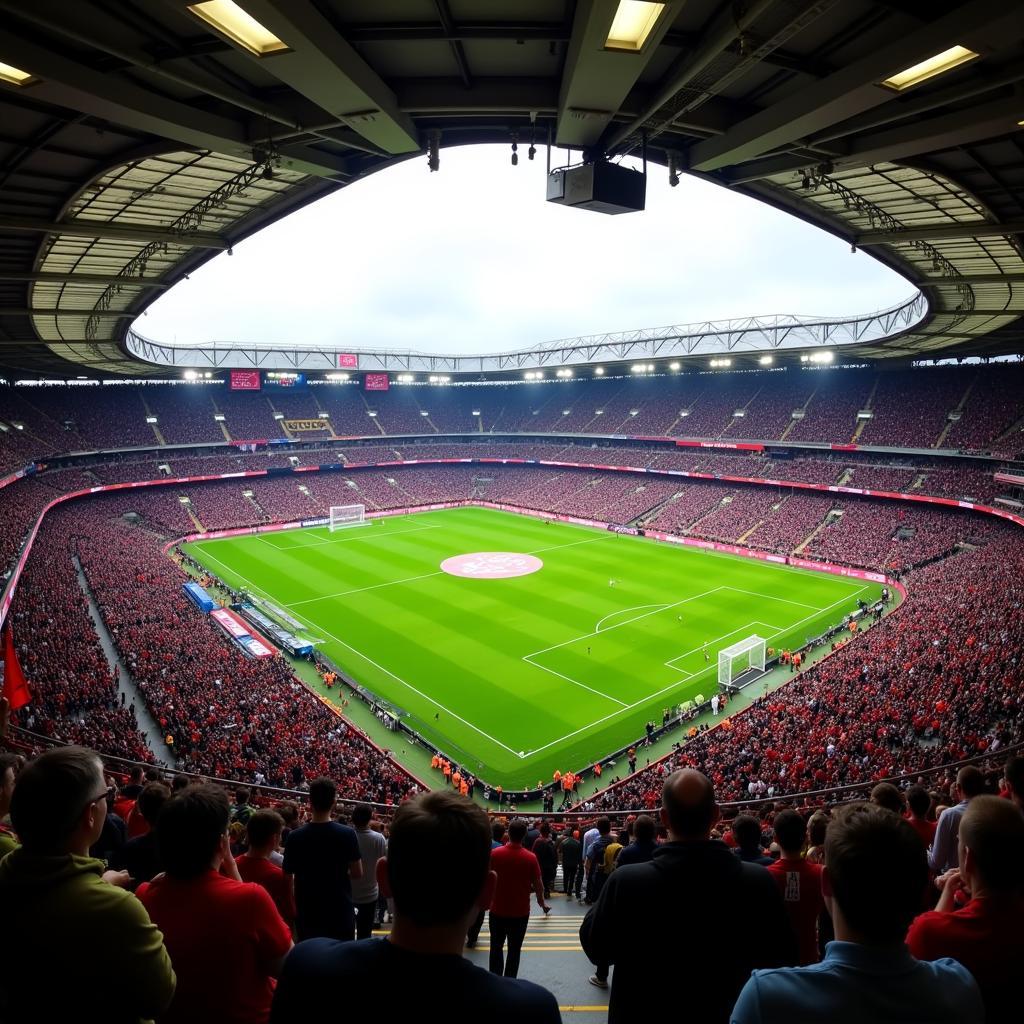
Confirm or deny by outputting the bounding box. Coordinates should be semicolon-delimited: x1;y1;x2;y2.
0;0;1022;377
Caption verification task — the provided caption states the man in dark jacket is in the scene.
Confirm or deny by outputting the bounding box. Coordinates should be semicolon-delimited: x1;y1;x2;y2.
560;830;582;900
580;769;797;1024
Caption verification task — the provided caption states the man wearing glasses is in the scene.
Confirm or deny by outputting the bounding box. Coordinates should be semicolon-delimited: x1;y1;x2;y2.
0;746;176;1023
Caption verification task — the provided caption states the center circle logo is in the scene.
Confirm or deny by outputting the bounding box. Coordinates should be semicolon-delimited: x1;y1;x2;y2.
441;552;544;579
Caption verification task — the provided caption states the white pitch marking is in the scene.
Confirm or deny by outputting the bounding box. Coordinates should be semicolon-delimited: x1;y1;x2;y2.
594;604;668;633
720;586;820;610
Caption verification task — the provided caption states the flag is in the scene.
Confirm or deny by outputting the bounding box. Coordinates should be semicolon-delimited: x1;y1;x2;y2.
2;622;30;712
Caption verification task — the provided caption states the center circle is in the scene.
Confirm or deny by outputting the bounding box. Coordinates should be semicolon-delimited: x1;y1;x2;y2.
440;551;544;579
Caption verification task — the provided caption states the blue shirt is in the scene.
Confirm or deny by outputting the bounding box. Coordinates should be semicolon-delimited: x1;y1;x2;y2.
730;940;983;1024
929;800;968;873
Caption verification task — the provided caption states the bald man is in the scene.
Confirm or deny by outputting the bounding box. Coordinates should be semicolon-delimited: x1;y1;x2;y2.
579;769;796;1024
908;795;1024;1024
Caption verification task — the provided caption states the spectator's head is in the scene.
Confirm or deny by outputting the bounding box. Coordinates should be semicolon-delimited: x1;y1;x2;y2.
379;791;494;933
807;811;829;848
0;753;19;818
507;818;528;844
308;777;336;816
661;769;719;841
773;809;807;857
731;815;763;853
351;803;372;829
170;775;190;794
278;801;299;828
540;822;551;838
245;809;284;855
1003;756;1024;810
10;746;106;856
870;783;905;815
157;785;230;879
596;816;611;837
128;766;144;786
136;782;171;827
144;767;162;783
491;820;505;844
906;785;931;820
634;814;656;844
234;786;250;807
958;795;1024;895
823;803;927;945
956;765;985;801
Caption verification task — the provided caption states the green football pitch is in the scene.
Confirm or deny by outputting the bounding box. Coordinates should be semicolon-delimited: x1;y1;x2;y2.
182;506;881;789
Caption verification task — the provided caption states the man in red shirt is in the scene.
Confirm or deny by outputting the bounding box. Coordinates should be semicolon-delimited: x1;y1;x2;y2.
237;808;295;931
767;809;824;965
907;795;1024;1024
137;785;293;1024
488;818;550;978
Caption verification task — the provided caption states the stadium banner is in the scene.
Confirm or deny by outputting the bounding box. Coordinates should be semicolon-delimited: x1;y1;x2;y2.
283;419;330;432
363;372;390;391
229;439;267;450
607;524;641;535
229;369;261;391
674;439;765;452
995;472;1024;486
337;353;358;368
0;466;29;492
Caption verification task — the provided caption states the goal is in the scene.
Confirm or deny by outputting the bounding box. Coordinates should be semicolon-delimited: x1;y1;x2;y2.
718;635;767;689
329;504;370;531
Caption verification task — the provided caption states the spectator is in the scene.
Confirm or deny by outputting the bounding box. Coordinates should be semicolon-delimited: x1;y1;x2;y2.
870;782;905;816
616;813;657;866
271;791;560;1023
532;822;557;899
137;785;292;1024
1001;755;1024;812
731;803;983;1024
580;768;796;1024
89;780;127;864
584;816;614;903
237;809;295;930
0;746;175;1023
282;776;363;941
905;784;936;848
0;752;19;856
907;795;1024;1023
350;803;387;940
489;817;550;978
232;785;255;826
805;811;829;865
560;828;583;901
732;814;773;865
768;809;825;965
115;781;170;886
930;766;985;874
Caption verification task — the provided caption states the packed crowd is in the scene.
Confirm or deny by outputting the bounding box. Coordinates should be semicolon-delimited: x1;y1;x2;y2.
2;743;1022;1024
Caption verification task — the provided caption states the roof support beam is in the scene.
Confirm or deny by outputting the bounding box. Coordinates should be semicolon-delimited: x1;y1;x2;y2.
856;221;1024;245
229;0;419;155
0;216;228;248
687;0;1024;172
556;0;681;148
0;271;169;287
0;22;348;180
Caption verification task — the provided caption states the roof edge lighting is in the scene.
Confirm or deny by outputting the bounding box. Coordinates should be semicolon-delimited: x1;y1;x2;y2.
0;61;33;86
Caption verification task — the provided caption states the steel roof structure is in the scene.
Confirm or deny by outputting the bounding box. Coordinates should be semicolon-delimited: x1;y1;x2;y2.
0;0;1022;377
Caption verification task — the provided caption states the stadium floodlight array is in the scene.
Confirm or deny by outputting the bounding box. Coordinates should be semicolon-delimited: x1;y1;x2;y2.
329;504;369;531
718;635;767;689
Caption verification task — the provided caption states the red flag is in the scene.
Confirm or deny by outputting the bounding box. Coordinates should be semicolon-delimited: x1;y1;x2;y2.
2;623;31;712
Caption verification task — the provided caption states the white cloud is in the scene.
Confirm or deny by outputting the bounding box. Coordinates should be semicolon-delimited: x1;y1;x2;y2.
140;144;913;353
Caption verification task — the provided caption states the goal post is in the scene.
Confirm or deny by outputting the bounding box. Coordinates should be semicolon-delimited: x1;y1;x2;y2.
328;504;370;531
718;635;767;689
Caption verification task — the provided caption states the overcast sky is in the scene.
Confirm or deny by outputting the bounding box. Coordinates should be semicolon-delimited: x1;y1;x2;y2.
141;144;912;354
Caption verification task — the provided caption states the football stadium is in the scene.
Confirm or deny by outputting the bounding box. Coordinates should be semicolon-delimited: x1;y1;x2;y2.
1;2;1023;1021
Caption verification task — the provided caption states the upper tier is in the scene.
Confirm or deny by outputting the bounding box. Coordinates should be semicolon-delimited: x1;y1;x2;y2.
3;362;1023;474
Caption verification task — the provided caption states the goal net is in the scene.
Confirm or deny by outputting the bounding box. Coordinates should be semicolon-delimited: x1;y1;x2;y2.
718;635;766;689
329;504;369;531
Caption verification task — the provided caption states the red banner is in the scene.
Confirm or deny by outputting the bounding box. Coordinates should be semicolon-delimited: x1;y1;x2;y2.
229;370;261;391
338;353;358;368
363;372;390;392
